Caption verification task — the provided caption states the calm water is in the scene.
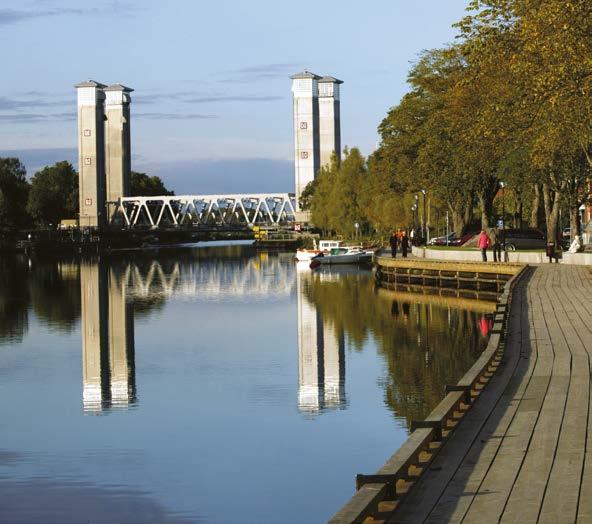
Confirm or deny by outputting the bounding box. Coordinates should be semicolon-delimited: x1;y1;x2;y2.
0;242;491;523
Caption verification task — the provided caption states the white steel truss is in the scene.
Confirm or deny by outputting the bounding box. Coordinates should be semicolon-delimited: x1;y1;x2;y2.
108;193;297;228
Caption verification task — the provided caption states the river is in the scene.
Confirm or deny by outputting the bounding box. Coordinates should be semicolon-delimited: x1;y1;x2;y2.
0;241;491;523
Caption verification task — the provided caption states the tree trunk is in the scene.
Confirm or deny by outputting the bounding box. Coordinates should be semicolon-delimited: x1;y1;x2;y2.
570;205;581;239
478;192;493;230
514;199;523;229
450;207;467;236
529;184;541;228
543;183;561;244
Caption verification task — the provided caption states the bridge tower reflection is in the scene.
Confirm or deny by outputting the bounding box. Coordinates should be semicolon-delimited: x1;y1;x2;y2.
296;263;346;414
80;261;136;412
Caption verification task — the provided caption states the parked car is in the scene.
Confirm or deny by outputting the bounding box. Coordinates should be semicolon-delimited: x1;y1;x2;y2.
428;232;456;246
502;228;546;250
449;232;477;246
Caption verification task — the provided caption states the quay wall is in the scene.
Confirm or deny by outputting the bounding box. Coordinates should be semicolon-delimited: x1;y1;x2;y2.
329;263;528;523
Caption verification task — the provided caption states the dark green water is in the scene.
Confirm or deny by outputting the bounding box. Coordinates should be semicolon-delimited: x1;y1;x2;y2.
0;241;490;523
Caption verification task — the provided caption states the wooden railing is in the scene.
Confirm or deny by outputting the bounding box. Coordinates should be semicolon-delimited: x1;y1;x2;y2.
328;264;528;524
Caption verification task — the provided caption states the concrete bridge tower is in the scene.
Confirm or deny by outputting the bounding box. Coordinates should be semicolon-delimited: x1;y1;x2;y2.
318;76;343;168
291;71;321;212
104;84;133;221
75;80;107;228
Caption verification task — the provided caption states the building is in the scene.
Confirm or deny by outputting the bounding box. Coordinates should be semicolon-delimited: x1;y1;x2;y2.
104;84;133;222
291;71;343;213
75;80;133;228
318;76;343;169
75;81;107;228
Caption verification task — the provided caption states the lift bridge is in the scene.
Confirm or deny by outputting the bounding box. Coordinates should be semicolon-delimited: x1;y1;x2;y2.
108;193;297;229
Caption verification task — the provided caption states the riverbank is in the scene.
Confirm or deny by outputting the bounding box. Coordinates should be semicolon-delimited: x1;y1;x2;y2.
331;263;592;522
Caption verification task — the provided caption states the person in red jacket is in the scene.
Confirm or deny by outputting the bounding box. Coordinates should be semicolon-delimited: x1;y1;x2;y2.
477;229;491;261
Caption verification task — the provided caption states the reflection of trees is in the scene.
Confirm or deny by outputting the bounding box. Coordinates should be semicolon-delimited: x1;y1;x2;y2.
29;259;80;332
0;256;29;344
305;271;488;426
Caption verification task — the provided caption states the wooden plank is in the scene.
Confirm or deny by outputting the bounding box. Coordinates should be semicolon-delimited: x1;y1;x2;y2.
421;279;534;523
328;483;389;524
500;270;572;522
388;272;529;523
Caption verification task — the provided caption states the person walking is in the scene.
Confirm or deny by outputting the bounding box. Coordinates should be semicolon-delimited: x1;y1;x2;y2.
389;231;398;258
477;229;490;261
401;231;409;258
546;241;558;263
491;227;502;262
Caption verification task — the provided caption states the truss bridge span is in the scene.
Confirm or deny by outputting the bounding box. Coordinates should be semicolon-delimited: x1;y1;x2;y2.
108;193;297;229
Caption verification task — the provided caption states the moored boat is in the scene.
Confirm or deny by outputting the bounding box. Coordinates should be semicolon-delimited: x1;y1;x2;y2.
295;240;342;261
309;246;374;268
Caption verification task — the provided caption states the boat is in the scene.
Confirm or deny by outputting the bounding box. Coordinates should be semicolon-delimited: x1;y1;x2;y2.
295;239;342;261
309;246;374;268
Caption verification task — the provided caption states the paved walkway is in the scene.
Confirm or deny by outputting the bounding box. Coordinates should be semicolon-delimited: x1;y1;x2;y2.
391;264;592;523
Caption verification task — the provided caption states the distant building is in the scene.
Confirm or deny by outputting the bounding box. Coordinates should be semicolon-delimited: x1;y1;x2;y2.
318;76;343;169
291;71;343;212
75;80;133;228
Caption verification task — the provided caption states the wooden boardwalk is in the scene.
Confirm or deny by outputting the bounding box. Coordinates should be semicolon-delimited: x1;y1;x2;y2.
389;264;592;523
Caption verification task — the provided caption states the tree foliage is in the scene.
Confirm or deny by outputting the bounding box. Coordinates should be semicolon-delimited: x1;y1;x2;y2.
0;158;29;228
27;161;78;226
130;171;174;197
311;1;592;242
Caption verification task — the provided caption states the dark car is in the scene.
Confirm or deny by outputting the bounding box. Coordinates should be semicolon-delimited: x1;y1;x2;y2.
449;232;477;246
501;228;546;250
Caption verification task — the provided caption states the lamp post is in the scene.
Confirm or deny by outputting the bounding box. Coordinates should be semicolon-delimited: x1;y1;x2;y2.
414;194;419;241
421;189;427;244
499;181;505;230
411;204;418;245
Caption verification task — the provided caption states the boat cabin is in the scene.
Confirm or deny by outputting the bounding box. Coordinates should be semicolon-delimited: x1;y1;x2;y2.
319;240;341;251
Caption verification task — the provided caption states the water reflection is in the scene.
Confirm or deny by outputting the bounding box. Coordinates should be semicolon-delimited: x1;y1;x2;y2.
0;245;497;523
80;260;136;412
297;263;346;414
303;266;492;425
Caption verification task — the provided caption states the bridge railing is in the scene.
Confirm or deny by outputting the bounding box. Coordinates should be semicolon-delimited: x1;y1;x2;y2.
108;193;297;229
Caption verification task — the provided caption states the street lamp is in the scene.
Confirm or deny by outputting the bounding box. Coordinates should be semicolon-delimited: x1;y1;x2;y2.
499;181;505;230
411;204;418;244
421;189;427;243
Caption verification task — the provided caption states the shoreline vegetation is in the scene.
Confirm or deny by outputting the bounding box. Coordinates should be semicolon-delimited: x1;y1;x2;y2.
304;0;591;244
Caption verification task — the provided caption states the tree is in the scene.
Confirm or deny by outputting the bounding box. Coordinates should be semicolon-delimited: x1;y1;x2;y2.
27;161;78;226
299;179;318;211
456;0;592;241
0;157;30;228
130;171;174;196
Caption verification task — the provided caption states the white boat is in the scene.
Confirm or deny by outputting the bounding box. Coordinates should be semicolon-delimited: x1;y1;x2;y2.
310;246;374;267
295;240;342;261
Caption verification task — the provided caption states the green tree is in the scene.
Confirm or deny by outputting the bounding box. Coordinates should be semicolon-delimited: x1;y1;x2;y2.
27;161;78;226
298;179;318;211
0;157;30;228
130;171;174;196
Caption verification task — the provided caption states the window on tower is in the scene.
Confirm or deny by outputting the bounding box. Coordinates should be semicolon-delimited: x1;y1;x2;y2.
300;152;309;159
300;122;307;130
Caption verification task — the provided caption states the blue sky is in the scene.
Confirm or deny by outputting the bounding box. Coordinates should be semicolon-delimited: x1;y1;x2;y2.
0;0;468;193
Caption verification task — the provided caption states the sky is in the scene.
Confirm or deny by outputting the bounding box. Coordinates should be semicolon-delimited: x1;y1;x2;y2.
0;0;469;194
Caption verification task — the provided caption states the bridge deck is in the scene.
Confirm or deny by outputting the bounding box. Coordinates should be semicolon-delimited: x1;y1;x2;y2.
389;264;592;523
